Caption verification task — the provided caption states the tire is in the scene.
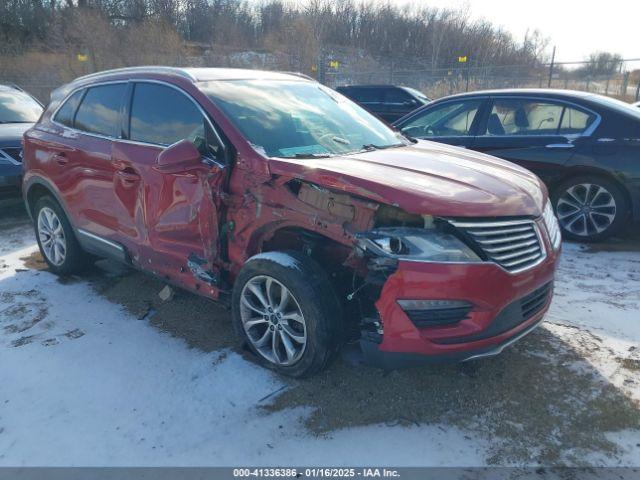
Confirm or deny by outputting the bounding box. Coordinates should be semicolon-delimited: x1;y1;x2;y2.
33;196;89;275
232;251;343;378
552;175;629;242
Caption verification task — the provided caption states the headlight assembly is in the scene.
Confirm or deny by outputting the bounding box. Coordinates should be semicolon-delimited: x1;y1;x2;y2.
543;201;561;250
356;227;482;263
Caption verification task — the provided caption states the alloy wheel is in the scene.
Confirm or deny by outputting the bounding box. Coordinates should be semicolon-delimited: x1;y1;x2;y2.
556;183;617;237
37;207;67;266
239;275;307;366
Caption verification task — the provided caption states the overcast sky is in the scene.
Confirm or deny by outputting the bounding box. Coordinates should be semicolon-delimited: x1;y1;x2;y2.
388;0;638;63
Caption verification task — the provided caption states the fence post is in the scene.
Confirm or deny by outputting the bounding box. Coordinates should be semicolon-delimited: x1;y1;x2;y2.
621;72;630;99
547;46;556;88
636;80;640;101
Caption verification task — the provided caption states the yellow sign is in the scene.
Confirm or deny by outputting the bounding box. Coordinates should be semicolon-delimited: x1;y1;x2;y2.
458;56;468;63
311;64;318;72
77;54;89;62
329;60;340;69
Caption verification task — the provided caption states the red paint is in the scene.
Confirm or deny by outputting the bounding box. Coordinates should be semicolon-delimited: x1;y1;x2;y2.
22;69;560;362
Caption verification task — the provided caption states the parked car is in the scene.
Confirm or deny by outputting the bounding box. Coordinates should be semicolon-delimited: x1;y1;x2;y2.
0;85;43;196
23;68;560;377
395;89;640;242
335;84;430;122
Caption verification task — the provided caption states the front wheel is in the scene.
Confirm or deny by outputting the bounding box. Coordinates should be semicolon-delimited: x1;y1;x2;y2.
231;251;343;378
552;175;629;242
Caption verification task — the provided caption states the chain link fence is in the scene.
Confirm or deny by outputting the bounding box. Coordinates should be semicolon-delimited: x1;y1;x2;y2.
323;60;640;102
2;55;640;105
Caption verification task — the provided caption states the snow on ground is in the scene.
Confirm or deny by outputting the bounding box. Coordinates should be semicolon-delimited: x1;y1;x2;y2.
0;226;485;467
0;209;639;467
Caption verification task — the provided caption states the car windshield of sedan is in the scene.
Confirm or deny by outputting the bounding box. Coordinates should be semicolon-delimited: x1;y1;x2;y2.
0;89;43;123
200;80;407;158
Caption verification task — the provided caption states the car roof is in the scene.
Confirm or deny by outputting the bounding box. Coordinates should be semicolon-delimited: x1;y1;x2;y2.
337;85;401;89
72;66;311;85
50;67;314;102
432;88;594;101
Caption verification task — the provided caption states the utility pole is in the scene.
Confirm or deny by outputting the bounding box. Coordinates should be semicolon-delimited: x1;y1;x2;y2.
547;46;556;88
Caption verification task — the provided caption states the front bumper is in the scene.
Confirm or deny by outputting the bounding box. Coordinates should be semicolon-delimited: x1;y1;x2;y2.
362;239;559;369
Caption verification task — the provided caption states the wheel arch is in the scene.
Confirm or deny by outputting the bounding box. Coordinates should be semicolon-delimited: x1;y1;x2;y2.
24;177;71;223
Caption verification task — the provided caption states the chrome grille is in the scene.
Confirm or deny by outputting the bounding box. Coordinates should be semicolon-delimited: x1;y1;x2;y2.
448;218;545;273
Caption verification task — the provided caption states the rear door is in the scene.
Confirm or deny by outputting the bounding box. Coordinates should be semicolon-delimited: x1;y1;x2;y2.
397;98;486;148
50;83;136;258
471;97;597;183
111;81;228;289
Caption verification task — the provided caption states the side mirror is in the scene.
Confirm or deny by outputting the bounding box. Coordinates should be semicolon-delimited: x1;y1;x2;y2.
155;140;202;173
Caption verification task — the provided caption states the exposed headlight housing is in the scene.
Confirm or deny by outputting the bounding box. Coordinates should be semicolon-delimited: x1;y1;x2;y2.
543;201;561;250
357;227;482;263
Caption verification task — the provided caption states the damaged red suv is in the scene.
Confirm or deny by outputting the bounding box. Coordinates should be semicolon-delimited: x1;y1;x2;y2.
23;68;561;377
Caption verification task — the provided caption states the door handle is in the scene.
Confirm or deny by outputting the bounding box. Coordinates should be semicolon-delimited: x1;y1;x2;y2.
545;143;575;149
53;153;68;166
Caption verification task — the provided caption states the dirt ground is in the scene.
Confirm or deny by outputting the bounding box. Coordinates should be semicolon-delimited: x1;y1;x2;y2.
3;196;640;465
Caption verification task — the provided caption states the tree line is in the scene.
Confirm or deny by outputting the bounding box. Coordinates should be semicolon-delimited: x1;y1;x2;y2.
0;0;549;75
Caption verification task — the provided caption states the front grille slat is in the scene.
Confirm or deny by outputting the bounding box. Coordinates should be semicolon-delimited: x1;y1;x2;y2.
466;225;532;236
448;217;545;273
472;232;537;245
492;245;541;261
484;238;539;253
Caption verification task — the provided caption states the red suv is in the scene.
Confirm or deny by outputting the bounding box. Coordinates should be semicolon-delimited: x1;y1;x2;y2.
23;67;561;377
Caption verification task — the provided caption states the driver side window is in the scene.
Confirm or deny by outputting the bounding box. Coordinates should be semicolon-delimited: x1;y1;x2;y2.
129;82;223;160
401;100;481;138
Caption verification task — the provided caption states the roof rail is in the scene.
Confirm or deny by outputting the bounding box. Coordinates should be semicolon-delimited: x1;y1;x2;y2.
74;66;197;84
281;71;315;81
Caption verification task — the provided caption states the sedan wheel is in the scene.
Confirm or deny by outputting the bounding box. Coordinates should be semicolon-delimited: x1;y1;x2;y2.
553;176;629;242
37;206;67;266
239;275;307;366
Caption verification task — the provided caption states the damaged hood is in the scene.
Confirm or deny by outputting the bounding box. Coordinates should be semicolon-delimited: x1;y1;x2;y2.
268;140;547;218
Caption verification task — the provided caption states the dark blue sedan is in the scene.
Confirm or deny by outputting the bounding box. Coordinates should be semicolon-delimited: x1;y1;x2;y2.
394;89;640;242
0;85;43;196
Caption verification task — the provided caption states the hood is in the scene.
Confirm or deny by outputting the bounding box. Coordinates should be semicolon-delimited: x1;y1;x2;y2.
0;123;33;146
268;140;546;218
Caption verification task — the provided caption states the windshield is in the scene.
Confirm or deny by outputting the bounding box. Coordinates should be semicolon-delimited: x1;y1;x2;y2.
200;80;406;158
0;89;43;123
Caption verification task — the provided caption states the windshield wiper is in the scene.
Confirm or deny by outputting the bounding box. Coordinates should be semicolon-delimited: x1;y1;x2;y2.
276;153;332;159
360;143;405;151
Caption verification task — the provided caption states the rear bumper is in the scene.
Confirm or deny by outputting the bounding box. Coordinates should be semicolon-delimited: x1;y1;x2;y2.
362;242;559;368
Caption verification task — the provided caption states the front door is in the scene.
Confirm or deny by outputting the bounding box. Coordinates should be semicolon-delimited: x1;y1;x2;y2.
112;81;227;295
471;97;595;184
398;98;486;149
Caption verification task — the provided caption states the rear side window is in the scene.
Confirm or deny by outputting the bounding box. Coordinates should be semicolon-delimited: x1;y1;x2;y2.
74;84;126;137
129;83;203;146
558;107;596;135
385;88;412;104
54;90;84;127
342;88;383;103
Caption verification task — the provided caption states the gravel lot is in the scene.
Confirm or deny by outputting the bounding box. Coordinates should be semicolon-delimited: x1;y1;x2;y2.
1;196;639;466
